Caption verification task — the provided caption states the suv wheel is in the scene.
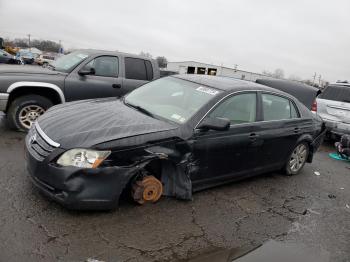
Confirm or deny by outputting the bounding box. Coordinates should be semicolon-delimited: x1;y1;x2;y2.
285;142;309;175
7;95;53;131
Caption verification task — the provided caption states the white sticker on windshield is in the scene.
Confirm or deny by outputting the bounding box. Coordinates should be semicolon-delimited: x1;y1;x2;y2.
196;86;219;95
171;114;182;120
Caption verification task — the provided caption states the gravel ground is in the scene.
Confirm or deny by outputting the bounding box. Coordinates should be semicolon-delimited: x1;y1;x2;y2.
0;113;349;262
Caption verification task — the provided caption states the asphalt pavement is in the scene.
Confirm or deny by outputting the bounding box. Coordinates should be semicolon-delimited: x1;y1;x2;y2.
0;112;349;262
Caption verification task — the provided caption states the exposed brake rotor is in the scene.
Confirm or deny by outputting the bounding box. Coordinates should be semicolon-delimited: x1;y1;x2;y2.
132;175;163;205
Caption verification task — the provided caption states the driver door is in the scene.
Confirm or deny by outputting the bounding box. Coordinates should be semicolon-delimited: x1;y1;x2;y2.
191;92;264;186
64;55;123;101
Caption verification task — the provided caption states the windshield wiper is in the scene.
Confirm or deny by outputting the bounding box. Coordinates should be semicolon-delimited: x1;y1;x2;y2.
125;101;154;117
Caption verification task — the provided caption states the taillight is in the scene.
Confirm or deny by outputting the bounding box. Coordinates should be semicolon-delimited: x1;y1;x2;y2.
311;100;317;112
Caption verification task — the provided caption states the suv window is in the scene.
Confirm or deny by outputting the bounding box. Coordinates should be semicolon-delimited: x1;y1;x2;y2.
209;93;257;124
319;85;350;102
125;57;153;81
262;94;299;121
84;56;119;77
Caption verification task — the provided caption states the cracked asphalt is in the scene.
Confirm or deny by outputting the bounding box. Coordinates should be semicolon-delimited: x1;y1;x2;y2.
0;112;349;262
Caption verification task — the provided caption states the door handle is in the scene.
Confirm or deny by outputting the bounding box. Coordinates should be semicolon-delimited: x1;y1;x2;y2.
112;84;121;88
249;133;258;141
294;127;300;133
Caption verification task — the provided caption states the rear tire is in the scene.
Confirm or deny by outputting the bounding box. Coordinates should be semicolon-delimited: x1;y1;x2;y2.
7;95;53;131
285;142;309;176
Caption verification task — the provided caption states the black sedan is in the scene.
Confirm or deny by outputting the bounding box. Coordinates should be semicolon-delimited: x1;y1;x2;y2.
0;50;20;64
25;75;326;210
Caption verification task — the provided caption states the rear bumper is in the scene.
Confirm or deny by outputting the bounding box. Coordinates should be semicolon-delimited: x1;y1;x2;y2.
0;93;9;112
323;119;350;136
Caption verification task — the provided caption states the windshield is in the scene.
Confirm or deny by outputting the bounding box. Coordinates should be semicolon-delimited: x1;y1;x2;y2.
51;51;89;72
0;50;12;56
319;85;350;103
125;77;221;124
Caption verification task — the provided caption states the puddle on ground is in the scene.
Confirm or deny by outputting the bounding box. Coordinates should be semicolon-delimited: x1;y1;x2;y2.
181;240;330;262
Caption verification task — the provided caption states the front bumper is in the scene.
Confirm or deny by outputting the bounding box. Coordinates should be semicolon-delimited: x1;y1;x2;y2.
0;93;9;112
25;142;136;210
323;119;350;136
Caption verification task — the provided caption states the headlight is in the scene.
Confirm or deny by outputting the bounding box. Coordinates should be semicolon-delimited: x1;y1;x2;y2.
57;149;111;168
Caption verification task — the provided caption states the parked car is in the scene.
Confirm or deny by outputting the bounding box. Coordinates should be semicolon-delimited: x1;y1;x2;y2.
25;75;326;210
35;54;56;67
0;49;160;131
316;83;350;137
0;50;21;64
18;51;35;64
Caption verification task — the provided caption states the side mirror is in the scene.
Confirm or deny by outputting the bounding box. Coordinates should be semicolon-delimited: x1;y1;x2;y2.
3;53;7;57
197;117;230;131
79;67;95;76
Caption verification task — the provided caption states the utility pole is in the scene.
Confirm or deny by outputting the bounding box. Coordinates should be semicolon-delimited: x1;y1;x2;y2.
27;34;31;51
318;74;322;87
312;72;317;86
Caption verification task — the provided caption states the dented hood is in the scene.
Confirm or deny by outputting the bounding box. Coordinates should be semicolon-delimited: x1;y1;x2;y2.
37;98;178;149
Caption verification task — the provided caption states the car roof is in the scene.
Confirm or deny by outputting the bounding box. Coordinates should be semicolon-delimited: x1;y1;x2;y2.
72;49;154;60
173;74;285;93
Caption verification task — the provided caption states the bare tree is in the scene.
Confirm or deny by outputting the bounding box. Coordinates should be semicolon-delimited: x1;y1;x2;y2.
262;70;273;77
31;39;61;52
139;51;153;58
272;68;284;79
262;68;285;79
288;74;302;81
4;37;61;52
156;56;168;68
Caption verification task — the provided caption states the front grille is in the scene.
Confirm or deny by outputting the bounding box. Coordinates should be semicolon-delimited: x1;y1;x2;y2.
27;125;56;161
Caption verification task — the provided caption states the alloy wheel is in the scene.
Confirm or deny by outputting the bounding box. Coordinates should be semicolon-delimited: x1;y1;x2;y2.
18;105;45;129
289;144;307;172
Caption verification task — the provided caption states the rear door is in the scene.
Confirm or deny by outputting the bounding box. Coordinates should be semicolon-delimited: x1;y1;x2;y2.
122;57;154;94
256;92;312;170
64;55;123;101
317;85;350;124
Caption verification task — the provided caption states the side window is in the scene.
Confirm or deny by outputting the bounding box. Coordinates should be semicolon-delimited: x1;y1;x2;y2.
290;101;299;118
209;93;257;124
262;94;299;121
125;57;153;81
84;56;118;77
145;60;153;80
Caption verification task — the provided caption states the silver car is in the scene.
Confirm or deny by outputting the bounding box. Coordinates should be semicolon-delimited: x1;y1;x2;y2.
316;83;350;137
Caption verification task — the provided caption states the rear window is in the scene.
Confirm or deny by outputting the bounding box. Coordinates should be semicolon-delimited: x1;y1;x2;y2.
319;85;350;102
125;57;153;81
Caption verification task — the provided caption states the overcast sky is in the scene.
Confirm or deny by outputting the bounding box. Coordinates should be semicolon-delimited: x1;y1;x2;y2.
0;0;349;82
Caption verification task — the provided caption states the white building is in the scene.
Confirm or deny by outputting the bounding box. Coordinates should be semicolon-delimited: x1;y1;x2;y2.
166;61;275;82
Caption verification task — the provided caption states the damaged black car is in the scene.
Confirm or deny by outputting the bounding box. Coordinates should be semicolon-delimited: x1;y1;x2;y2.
25;75;326;210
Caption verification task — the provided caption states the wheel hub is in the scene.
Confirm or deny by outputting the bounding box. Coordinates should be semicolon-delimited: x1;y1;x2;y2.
289;144;307;172
19;105;45;129
132;175;163;205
